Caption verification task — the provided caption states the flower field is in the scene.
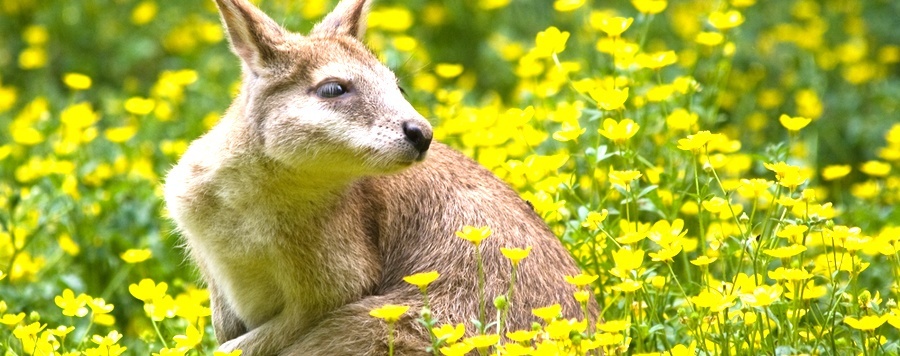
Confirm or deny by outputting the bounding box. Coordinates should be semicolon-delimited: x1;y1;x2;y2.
1;0;898;354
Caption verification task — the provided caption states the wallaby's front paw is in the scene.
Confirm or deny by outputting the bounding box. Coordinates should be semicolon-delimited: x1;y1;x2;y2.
217;336;244;353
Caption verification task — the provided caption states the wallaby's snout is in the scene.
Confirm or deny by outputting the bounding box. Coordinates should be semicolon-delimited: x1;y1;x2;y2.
402;120;432;159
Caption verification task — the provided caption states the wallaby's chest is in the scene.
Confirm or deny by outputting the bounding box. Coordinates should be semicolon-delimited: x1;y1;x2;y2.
184;188;382;328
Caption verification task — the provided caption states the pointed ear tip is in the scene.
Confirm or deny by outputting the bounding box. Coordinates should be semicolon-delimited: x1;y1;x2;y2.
312;0;373;39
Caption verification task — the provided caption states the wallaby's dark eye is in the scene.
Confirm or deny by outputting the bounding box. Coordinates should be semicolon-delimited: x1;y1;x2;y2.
316;82;347;98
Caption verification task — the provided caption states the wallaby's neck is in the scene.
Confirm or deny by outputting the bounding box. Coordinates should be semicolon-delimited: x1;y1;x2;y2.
208;115;358;213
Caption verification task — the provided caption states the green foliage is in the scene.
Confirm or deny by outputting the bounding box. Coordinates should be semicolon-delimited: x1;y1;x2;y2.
0;0;898;354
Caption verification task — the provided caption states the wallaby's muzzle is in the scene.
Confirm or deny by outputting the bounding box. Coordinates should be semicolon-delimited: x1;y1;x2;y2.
402;120;432;160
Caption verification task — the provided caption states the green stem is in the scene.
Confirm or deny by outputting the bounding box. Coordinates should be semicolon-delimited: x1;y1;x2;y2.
152;318;170;349
476;245;486;334
387;322;395;356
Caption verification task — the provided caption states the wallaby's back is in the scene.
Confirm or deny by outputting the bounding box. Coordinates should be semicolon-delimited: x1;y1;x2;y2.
280;142;587;354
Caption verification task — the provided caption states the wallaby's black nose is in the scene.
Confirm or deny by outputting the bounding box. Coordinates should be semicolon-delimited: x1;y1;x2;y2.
402;121;432;155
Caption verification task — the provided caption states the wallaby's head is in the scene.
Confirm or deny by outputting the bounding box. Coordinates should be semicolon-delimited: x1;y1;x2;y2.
214;0;432;176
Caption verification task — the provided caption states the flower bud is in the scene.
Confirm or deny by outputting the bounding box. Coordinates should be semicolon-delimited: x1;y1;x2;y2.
493;295;508;311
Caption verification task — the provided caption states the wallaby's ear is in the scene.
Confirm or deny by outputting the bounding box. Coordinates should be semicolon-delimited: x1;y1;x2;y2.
214;0;288;75
311;0;372;40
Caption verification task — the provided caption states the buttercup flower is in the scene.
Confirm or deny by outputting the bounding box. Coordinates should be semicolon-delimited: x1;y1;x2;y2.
598;118;639;144
590;87;629;111
533;26;570;57
708;10;745;30
565;273;599;287
631;0;667;14
500;246;532;266
532;303;562;321
403;271;440;290
779;114;812;132
597;17;634;37
432;323;466;343
844;315;888;331
455;225;492;246
822;165;852;181
369;304;410;323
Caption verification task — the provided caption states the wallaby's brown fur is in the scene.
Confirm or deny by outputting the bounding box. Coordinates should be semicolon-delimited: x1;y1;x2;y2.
164;0;590;354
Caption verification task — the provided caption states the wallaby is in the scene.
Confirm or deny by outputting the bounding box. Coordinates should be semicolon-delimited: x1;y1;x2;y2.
164;0;590;354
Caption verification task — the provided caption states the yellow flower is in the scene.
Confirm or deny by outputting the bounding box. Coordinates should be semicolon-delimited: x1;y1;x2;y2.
48;325;75;338
737;178;773;197
105;125;138;143
432;323;466;344
552;121;586;142
88;297;114;314
466;334;500;349
129;279;169;303
740;285;783;308
564;273;599;287
367;7;413;32
532;303;562;322
597;319;630;333
695;31;725;46
553;0;585;12
690;290;736;312
574;290;591;302
665;108;698;131
631;0;667;14
156;348;189;356
500;246;532;266
440;342;475;356
403;271;440;290
708;10;745;30
784;281;827;300
635;51;677;70
608;169;642;189
860;160;891;177
649;241;683;262
597;16;634;37
598;118;639;144
369;304;409;323
173;324;202;349
590;87;629;111
455;225;492;246
63;73;92;90
18;47;47;69
677;130;715;152
61;102;99;128
822;165;852;181
125;97;156;115
121;248;152;263
55;289;89;317
763;244;807;258
611;279;643;293
844;315;888;331
767;267;812;281
689;255;717;266
581;209;609;230
611;248;644;277
533;26;570;58
132;1;158;25
0;312;26;325
11;121;43;145
434;63;464;78
701;197;729;214
506;329;539;342
764;162;808;189
145;295;176;321
779;114;812;132
13;322;46;341
91;330;123;347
